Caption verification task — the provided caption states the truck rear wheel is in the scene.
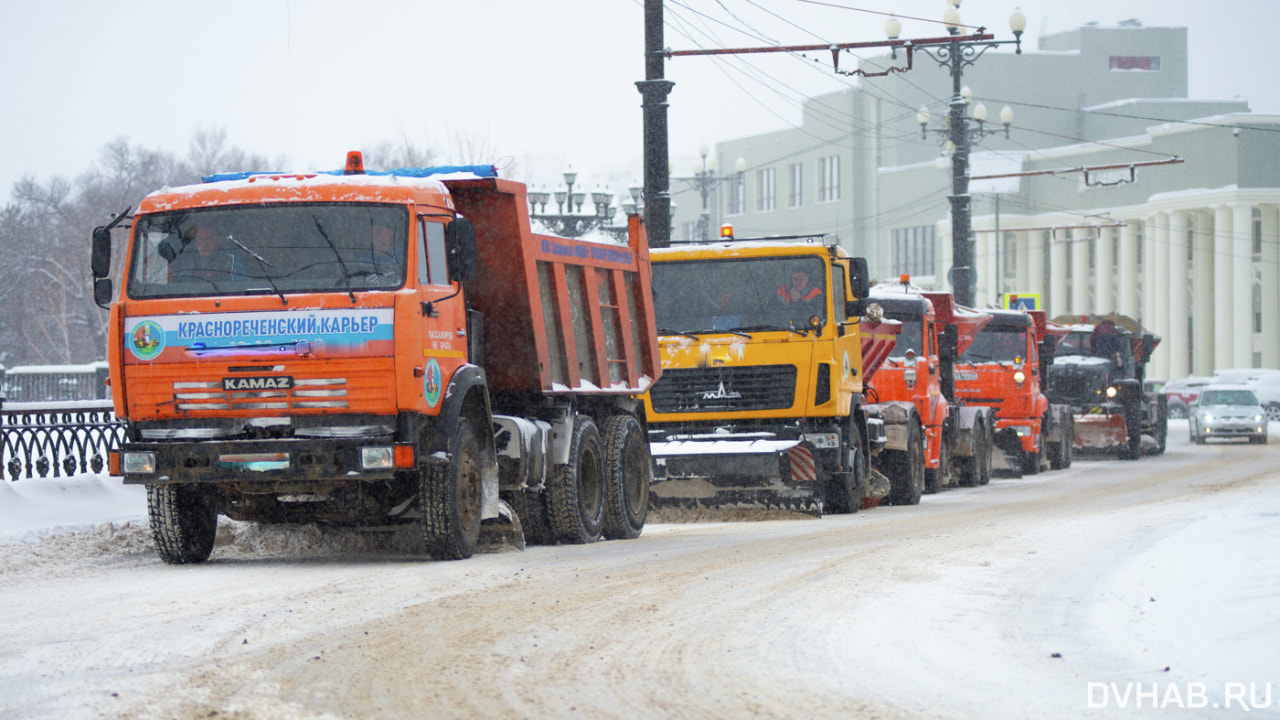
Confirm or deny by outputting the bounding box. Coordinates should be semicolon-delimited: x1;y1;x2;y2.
1121;404;1142;460
886;422;924;506
548;415;605;544
147;484;218;565
958;420;991;487
601;414;650;540
421;417;483;560
505;490;554;546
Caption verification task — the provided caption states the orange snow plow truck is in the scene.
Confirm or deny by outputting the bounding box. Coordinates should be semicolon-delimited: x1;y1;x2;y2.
861;279;997;504
90;152;660;564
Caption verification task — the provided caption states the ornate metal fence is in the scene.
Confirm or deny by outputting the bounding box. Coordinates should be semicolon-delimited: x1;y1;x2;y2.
1;400;127;481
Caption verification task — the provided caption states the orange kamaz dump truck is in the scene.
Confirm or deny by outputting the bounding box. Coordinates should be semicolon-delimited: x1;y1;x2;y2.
862;279;996;504
954;308;1075;474
90;153;659;564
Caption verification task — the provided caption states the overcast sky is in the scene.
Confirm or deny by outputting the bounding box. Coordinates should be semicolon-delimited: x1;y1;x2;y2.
3;0;1276;200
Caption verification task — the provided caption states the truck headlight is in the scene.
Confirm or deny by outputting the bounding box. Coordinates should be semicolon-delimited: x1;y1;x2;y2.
361;446;395;470
1106;386;1118;398
1013;370;1026;386
122;451;157;474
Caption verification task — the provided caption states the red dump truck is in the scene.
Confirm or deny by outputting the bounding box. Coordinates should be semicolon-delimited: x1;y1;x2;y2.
862;279;996;504
90;152;660;564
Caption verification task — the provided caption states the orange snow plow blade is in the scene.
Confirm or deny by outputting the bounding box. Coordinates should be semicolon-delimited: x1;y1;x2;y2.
1073;412;1127;449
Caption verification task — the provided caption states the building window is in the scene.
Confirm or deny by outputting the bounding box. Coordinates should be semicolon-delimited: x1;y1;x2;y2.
756;168;776;212
1254;207;1263;256
893;226;936;278
727;174;744;215
819;155;840;203
788;163;804;208
1109;56;1160;71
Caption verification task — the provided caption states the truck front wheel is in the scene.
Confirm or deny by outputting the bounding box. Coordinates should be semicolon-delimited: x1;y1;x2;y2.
421;417;484;560
548;415;606;544
886;422;924;506
601;414;650;540
147;483;218;565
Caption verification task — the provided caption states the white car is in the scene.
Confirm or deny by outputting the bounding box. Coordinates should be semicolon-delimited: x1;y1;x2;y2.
1188;385;1268;445
1245;373;1280;422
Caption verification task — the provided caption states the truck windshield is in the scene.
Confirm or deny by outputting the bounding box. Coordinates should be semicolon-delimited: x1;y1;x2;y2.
652;256;827;333
125;203;410;299
886;315;923;358
961;328;1027;363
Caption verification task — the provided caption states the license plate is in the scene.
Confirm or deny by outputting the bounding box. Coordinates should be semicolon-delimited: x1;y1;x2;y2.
222;375;294;391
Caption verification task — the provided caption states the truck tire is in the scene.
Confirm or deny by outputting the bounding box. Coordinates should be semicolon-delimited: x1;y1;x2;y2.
147;483;218;565
886;422;924;506
825;421;864;514
1121;404;1142;460
505;490;554;546
601;414;650;540
421;417;484;560
548;415;605;544
958;420;991;487
1050;414;1073;470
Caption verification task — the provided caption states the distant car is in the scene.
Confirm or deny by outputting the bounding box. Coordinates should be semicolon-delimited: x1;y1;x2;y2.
1212;367;1280;385
1162;376;1212;419
1245;373;1280;422
1188;385;1268;445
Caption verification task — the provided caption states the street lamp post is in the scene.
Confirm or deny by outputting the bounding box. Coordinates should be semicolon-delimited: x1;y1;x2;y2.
527;169;617;239
912;0;1025;307
679;144;746;243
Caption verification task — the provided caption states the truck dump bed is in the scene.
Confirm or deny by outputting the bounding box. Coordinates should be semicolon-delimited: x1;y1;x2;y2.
445;178;659;395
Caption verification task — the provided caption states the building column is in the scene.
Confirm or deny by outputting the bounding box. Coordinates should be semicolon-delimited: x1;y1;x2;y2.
1014;230;1030;299
1233;204;1255;368
1144;215;1162;334
1261;205;1280;369
977;228;996;307
1152;213;1171;380
1028;230;1047;303
1192;210;1215;375
1095;224;1116;314
1166;210;1190;379
1118;220;1140;318
1214;205;1234;370
1070;231;1091;315
1050;231;1069;318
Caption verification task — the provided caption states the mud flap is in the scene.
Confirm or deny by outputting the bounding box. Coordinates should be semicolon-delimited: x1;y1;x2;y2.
478;498;525;553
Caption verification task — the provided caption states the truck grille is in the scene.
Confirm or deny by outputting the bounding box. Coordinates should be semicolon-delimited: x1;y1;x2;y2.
173;377;349;411
649;365;797;414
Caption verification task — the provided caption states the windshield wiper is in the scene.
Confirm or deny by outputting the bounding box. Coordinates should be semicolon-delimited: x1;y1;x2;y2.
227;234;287;305
312;215;357;304
656;327;701;340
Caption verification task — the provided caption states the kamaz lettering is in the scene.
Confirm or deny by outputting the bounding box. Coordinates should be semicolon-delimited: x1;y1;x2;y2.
223;376;294;391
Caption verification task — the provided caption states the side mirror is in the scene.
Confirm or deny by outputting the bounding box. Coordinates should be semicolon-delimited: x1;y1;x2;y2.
94;278;114;309
1140;333;1156;363
91;227;112;278
845;299;866;319
1039;334;1057;359
849;257;870;300
445;217;478;283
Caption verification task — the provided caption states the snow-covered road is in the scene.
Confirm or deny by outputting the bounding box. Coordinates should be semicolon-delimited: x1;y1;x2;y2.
1;422;1277;719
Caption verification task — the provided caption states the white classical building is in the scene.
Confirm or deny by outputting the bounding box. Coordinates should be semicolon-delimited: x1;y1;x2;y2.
672;21;1280;379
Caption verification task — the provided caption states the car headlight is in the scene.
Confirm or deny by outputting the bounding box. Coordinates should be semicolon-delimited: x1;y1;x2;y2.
1256;414;1264;423
1203;413;1214;423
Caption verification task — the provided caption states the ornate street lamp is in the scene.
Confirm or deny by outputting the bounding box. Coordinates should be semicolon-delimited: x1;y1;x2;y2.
911;1;1025;306
528;169;617;238
677;144;746;243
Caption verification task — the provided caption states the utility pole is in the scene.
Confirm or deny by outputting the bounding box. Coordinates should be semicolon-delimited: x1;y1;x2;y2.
637;0;674;248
